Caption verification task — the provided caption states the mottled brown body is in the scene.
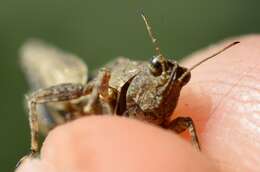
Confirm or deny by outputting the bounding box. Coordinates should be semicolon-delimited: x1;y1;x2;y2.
18;39;198;161
17;13;239;169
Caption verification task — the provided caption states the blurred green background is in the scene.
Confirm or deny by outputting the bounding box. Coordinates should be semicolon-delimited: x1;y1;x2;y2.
0;0;260;171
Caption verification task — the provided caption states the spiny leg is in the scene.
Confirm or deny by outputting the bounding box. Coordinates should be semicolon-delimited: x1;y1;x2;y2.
17;83;85;167
167;117;201;151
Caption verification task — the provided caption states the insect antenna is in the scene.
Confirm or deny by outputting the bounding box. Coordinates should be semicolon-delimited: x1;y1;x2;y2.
140;11;163;57
178;41;240;82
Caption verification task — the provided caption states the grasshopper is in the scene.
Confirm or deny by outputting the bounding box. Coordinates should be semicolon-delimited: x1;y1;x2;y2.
17;12;239;167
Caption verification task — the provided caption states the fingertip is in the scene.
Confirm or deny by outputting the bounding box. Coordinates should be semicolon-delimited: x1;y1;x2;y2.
39;116;217;172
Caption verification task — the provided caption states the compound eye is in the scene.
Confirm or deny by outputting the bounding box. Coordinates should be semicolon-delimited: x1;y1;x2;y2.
149;57;163;76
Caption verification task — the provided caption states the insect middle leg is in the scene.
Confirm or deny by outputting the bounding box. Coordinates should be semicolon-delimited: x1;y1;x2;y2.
166;117;201;151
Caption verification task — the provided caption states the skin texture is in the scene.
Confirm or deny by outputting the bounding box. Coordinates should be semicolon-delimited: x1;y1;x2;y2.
16;35;260;172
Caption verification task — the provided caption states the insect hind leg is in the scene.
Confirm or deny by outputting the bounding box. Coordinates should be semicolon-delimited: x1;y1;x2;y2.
17;83;84;167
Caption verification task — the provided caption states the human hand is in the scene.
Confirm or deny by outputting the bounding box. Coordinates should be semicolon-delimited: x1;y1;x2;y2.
16;35;260;172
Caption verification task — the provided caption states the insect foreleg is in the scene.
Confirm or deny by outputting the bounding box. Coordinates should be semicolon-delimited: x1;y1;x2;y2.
166;117;201;151
84;69;115;114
